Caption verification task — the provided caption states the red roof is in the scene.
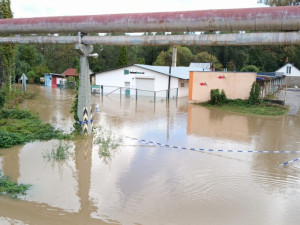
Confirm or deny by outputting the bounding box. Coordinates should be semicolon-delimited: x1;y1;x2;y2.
62;68;79;76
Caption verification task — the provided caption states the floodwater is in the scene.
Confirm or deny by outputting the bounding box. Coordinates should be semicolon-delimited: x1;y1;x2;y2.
1;85;300;225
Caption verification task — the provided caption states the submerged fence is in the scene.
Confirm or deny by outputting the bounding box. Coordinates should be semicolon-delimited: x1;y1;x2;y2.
60;81;76;89
91;85;178;102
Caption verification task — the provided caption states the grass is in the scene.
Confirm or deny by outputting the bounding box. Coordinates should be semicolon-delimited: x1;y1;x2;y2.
43;141;73;161
4;87;38;109
0;108;70;148
0;171;31;198
94;129;122;158
199;99;289;116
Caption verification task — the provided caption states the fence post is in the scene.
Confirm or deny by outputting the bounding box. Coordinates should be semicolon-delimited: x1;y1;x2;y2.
101;85;103;96
136;89;138;101
154;91;156;103
176;88;178;99
120;88;122;100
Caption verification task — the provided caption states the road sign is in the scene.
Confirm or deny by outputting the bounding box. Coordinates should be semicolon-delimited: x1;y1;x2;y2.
20;73;28;91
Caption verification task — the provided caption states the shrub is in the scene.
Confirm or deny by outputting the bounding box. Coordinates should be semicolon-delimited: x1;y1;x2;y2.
210;89;227;105
0;171;31;198
0;109;69;148
248;81;261;105
240;65;259;72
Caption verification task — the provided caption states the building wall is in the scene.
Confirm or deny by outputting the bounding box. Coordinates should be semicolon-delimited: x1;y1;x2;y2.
178;79;189;98
283;76;300;87
189;72;256;103
95;65;183;98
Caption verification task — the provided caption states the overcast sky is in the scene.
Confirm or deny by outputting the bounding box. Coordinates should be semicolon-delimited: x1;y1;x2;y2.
11;0;267;18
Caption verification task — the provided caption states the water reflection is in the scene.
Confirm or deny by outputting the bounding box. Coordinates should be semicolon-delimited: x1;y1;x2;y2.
0;86;300;225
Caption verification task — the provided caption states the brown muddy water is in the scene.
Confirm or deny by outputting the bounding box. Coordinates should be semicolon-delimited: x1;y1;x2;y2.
1;85;300;225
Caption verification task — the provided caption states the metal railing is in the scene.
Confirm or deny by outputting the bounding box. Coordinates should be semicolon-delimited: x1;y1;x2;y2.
91;85;178;102
60;81;77;89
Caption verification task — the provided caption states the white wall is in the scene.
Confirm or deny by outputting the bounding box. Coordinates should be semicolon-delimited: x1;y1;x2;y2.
177;79;189;98
276;63;300;77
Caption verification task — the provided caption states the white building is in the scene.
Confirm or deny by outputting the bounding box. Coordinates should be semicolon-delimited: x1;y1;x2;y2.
276;63;300;77
93;64;203;98
276;63;300;87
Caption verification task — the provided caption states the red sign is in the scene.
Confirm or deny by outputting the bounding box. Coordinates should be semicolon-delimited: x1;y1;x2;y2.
200;82;207;86
218;75;226;79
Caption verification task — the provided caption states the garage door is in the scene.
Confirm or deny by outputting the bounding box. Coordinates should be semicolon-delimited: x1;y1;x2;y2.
136;78;154;96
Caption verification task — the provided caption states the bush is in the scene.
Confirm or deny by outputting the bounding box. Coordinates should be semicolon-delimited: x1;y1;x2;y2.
210;89;227;105
248;81;261;105
0;109;69;148
240;65;259;72
0;171;31;198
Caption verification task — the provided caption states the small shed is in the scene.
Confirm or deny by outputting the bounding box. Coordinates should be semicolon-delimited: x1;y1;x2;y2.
256;72;285;98
44;73;65;87
62;68;79;78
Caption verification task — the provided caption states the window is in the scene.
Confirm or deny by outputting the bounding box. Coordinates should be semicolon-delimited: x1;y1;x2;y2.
181;83;185;87
286;66;291;74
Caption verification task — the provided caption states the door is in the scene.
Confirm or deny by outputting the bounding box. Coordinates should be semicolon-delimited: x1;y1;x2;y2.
124;82;130;97
52;77;57;87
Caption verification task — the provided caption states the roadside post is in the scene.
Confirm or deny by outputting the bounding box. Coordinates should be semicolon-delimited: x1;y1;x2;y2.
20;73;28;92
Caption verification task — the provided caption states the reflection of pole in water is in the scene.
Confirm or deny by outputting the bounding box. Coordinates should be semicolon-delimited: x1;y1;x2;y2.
2;147;22;182
166;100;170;141
74;136;96;222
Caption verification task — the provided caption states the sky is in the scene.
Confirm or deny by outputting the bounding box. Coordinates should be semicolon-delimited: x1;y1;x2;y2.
11;0;267;18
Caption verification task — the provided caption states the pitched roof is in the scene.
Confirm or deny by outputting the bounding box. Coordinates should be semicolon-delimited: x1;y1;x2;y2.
189;63;212;70
275;63;300;73
62;68;79;76
134;64;204;79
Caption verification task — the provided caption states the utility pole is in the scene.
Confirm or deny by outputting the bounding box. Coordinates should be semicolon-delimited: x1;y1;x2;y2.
168;46;177;100
75;32;98;135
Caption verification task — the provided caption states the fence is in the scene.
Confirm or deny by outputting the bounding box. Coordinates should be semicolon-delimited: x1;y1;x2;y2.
60;81;76;89
91;85;178;102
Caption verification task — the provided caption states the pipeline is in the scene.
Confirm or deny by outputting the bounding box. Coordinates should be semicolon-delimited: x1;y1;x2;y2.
0;6;299;34
1;32;300;46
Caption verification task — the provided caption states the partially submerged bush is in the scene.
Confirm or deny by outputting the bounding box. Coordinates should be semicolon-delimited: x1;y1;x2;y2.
0;108;69;148
210;89;227;105
94;129;122;158
0;171;31;198
43;141;73;162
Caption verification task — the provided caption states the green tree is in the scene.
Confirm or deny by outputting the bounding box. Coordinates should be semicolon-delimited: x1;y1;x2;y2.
240;65;260;72
0;0;17;91
154;46;195;66
195;52;223;71
116;46;128;67
258;0;300;6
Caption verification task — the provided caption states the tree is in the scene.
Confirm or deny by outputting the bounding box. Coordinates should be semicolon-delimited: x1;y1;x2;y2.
258;0;300;6
154;46;195;66
116;46;128;67
240;65;260;72
195;52;223;71
0;0;17;91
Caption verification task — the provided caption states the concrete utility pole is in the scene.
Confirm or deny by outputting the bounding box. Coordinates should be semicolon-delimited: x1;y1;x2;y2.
75;33;95;135
172;46;177;67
